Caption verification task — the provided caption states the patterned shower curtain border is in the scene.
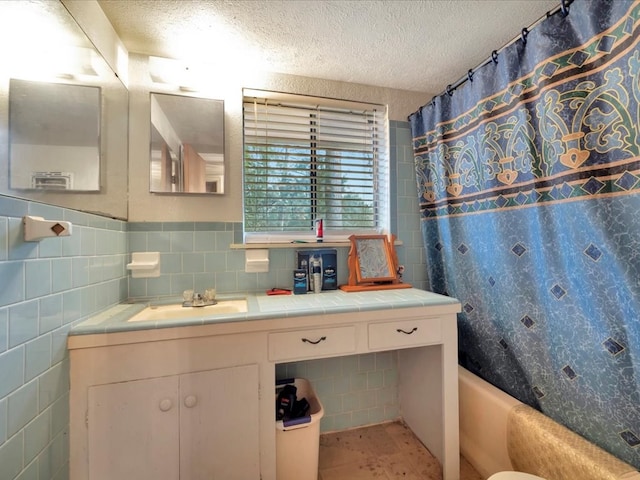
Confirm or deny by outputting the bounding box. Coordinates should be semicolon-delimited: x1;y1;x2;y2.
412;1;640;218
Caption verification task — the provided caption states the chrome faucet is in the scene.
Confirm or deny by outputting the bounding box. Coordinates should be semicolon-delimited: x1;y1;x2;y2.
182;289;217;307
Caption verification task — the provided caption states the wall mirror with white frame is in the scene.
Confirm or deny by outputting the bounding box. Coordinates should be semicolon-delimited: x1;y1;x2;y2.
0;0;129;219
150;92;225;194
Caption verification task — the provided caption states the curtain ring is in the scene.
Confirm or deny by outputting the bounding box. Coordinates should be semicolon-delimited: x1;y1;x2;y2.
467;69;474;82
491;50;499;64
521;27;529;45
560;0;569;17
446;84;454;97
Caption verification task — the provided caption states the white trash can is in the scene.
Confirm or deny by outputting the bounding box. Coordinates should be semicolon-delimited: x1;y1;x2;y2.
275;378;324;480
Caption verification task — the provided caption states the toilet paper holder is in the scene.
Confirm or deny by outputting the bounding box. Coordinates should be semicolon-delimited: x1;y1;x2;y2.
23;215;73;242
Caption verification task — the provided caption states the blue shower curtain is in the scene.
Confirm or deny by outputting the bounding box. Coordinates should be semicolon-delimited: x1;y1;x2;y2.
410;0;640;468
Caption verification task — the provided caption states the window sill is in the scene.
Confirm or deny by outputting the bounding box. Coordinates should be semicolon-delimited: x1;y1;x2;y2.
230;240;403;250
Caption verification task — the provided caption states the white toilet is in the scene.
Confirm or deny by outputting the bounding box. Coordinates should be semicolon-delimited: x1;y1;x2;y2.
488;473;546;480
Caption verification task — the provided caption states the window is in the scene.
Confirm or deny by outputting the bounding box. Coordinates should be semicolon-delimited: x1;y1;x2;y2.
242;90;389;242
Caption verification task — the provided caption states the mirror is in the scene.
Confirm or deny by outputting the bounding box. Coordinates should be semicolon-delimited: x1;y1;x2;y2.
0;1;129;219
340;234;413;292
351;235;396;283
9;79;101;191
150;93;225;194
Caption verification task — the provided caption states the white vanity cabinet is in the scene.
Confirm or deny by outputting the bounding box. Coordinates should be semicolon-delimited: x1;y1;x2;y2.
69;291;461;480
86;365;259;480
69;331;270;480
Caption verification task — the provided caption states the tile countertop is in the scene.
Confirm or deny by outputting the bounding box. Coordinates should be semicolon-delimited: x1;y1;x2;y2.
69;288;461;336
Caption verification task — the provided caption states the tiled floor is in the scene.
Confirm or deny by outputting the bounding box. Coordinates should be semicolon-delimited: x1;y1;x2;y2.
319;421;484;480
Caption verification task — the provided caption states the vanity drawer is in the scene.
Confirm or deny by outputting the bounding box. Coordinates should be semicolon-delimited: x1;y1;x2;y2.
268;326;356;362
368;317;442;350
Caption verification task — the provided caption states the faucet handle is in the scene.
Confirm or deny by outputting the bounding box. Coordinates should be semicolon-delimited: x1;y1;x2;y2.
204;288;216;302
183;289;194;302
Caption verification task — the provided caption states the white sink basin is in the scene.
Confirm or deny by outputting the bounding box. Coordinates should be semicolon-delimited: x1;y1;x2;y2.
128;299;248;322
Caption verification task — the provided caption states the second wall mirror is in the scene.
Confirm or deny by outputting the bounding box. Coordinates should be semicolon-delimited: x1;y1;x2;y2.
150;93;225;194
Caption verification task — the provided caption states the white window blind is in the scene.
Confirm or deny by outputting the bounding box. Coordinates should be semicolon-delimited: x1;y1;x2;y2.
243;91;389;240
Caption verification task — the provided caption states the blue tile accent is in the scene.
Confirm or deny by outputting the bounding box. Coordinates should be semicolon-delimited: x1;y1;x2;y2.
38;361;69;411
0;262;24;306
194;231;216;251
80;228;96;256
61;229;82;257
162;222;194;231
25;260;51;300
72;258;89;288
0;398;5;444
25;336;51;382
0;347;24;398
147;231;171;252
183;253;205;273
128;222;163;232
9;301;39;348
8;218;37;261
160;253;182;274
62;290;82;325
37;237;62;259
0;309;6;353
147;276;171;296
23;410;50;465
40;288;68;338
0;195;29;217
170;231;194;252
51;258;72;294
1;203;128;480
0;431;23;479
7;380;38;437
128;232;147;252
0;217;7;262
50;393;69;436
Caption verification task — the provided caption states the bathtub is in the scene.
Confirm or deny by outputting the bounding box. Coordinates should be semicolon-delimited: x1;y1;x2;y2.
458;366;640;480
459;366;521;478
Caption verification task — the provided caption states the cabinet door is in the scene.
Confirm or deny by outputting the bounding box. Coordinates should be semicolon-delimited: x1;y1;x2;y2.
88;376;180;480
179;364;261;480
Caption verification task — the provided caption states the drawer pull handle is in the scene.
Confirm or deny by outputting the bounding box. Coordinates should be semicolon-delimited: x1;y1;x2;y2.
397;327;418;335
302;336;327;345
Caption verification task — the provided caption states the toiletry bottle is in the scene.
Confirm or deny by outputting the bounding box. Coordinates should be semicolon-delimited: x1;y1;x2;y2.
293;269;307;294
312;258;322;294
300;258;309;291
315;218;323;242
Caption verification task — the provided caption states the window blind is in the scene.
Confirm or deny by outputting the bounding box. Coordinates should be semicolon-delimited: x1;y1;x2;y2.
243;92;389;238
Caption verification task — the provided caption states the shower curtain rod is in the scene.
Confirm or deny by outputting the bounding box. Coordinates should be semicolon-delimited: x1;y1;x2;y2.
424;0;573;109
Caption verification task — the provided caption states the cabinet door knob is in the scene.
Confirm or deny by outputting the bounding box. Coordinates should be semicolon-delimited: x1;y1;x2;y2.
184;395;198;408
159;398;173;412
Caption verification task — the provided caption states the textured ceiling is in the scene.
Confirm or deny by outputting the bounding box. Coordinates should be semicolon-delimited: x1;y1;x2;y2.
97;0;560;95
